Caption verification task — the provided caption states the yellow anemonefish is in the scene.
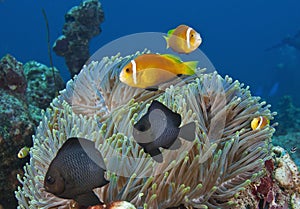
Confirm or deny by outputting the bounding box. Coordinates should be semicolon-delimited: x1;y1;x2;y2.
17;146;30;159
119;53;198;89
164;24;202;54
251;116;270;130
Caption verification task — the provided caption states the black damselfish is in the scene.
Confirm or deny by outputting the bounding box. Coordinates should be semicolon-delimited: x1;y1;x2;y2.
133;100;196;162
44;137;108;206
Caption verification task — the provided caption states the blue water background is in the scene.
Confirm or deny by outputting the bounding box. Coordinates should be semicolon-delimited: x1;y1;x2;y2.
0;0;300;105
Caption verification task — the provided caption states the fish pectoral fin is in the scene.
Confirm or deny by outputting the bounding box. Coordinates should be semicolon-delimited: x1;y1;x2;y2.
163;36;170;48
179;122;196;142
74;191;101;206
163;138;182;150
145;86;159;91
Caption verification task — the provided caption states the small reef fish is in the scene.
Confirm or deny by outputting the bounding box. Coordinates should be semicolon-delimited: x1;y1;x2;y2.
290;146;297;154
132;100;196;162
119;53;198;90
44;137;108;206
17;146;30;159
164;24;202;54
251;116;270;130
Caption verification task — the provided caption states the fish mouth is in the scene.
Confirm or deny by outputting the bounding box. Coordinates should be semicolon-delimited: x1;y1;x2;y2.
196;33;202;42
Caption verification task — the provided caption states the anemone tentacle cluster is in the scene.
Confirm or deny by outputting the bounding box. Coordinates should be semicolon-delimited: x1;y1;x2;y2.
15;52;275;209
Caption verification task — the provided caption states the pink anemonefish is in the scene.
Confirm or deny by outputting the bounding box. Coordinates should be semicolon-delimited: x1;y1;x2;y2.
251;116;270;130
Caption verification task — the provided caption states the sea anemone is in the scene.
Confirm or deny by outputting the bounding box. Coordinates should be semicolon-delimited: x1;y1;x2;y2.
15;52;275;209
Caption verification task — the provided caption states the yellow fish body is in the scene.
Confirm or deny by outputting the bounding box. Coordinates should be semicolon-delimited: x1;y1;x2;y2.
119;53;198;89
18;146;30;158
251;116;270;130
164;24;202;54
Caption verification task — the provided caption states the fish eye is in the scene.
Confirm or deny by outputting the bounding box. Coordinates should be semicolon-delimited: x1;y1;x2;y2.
46;175;55;185
138;125;146;131
125;68;130;73
136;124;147;132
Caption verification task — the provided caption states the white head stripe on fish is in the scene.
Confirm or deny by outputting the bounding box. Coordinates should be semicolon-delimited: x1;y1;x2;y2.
131;60;137;84
186;27;193;49
257;116;263;129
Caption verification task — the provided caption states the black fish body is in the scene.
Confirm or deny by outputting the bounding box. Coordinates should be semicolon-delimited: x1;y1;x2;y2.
133;101;195;162
44;137;108;206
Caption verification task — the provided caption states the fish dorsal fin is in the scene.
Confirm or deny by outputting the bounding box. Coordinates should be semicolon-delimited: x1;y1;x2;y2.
58;137;107;170
59;137;81;153
167;28;175;35
161;54;182;63
149;101;181;127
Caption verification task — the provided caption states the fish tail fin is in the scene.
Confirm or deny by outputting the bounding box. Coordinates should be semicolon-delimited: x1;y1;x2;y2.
165;138;182;150
163;36;170;48
183;61;198;75
179;122;196;142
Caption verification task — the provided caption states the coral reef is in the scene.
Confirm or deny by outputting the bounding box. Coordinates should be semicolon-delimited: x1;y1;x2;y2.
24;61;64;124
53;0;104;77
16;52;277;208
273;96;300;136
0;54;64;209
0;54;27;94
272;95;300;167
0;88;34;208
233;146;300;209
273;132;300;167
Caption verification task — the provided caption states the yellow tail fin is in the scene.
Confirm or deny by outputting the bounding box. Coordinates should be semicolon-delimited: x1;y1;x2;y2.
183;61;198;75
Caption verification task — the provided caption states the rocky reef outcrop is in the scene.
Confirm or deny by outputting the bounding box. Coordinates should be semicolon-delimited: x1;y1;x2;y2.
0;54;64;209
53;0;104;77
